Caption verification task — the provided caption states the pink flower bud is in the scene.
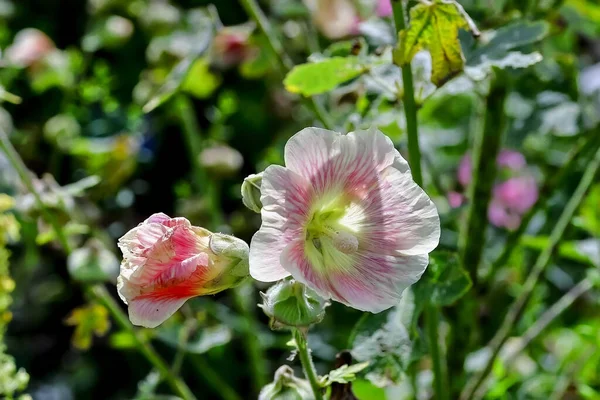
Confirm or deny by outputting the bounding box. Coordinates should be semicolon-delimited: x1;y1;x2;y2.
117;213;249;328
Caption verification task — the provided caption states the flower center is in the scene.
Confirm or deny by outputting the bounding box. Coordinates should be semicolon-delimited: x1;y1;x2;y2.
305;198;360;256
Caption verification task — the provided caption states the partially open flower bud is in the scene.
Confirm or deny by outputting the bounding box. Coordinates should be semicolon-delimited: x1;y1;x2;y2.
241;172;263;213
117;213;250;328
259;279;329;331
259;365;314;400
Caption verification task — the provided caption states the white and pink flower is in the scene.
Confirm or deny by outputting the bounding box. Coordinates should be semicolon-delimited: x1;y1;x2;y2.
117;213;249;328
249;127;440;313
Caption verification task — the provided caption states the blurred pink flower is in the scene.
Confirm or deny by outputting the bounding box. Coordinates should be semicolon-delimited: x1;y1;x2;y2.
117;213;249;328
458;149;527;188
448;191;465;208
211;25;255;68
496;150;526;170
6;28;55;67
376;0;393;17
249;127;440;313
454;150;538;230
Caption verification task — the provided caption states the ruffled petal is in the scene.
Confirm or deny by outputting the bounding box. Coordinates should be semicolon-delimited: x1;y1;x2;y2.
284;127;398;196
128;295;190;328
281;239;428;312
250;165;311;281
354;166;440;256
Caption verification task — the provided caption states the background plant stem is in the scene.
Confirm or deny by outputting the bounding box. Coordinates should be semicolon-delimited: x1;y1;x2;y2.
488;132;596;278
460;145;600;400
239;0;334;130
0;128;200;400
293;329;324;400
392;2;446;398
231;284;269;394
459;70;508;286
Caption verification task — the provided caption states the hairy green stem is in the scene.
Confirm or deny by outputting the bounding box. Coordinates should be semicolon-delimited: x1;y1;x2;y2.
1;128;199;400
239;0;335;130
392;2;446;397
392;0;422;186
231;285;269;394
460;145;600;400
459;70;508;286
294;329;324;400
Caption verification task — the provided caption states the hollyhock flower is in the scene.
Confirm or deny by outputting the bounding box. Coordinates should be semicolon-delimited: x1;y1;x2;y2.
488;176;539;230
376;0;393;17
454;150;538;230
117;213;249;328
249;127;440;313
458;149;526;188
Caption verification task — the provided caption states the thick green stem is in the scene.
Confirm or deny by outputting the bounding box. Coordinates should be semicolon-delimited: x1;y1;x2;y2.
460;145;600;400
231;284;269;394
459;70;508;286
392;0;422;185
392;2;445;398
1;128;199;400
294;329;324;400
239;0;335;130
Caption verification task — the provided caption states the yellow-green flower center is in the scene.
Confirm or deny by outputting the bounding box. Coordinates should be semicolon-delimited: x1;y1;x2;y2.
304;195;362;272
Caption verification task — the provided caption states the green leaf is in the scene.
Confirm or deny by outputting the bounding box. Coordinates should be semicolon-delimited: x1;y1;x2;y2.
181;58;221;99
284;57;368;96
394;0;479;86
349;291;414;386
521;236;599;267
322;362;370;386
464;21;549;79
143;32;212;112
415;252;472;307
561;0;600;38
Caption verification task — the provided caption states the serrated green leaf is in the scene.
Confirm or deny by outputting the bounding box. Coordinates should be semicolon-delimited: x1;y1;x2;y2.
394;0;479;86
284;57;368;96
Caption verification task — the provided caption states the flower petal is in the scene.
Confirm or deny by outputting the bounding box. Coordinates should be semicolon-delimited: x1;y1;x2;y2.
357;166;440;256
128;295;190;328
284;127;398;195
250;165;312;281
281;239;428;312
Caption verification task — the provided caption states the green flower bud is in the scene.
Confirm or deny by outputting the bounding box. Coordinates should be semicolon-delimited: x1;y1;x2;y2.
260;279;329;331
259;365;314;400
208;232;250;288
241;172;263;213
